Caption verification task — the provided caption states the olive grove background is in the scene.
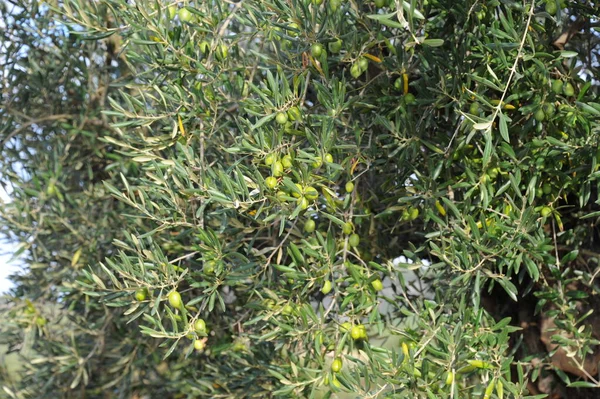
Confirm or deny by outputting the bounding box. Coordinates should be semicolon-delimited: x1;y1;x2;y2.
1;0;600;398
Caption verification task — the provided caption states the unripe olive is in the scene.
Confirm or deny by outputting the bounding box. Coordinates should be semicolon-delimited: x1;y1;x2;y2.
311;43;323;58
276;112;288;125
168;290;182;308
304;219;316;233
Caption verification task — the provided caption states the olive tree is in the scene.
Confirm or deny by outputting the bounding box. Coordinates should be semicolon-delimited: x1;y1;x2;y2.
2;0;600;398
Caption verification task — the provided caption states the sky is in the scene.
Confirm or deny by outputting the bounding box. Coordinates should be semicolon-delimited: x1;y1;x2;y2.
0;186;19;294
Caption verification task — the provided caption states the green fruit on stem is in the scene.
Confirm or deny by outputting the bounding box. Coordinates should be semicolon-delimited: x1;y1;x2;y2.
178;8;193;23
311;157;323;169
329;39;342;54
375;0;386;8
534;108;545;122
350;325;362;340
540;206;552;217
167;4;177;20
304;186;318;200
168;290;183;308
194;339;206;351
551;79;563;94
371;279;383;291
304;219;316;233
199;41;210;55
297;197;309;210
311;43;323;58
281;155;293;168
349;233;360;247
265;154;276;166
331;357;343;373
545;1;557;15
194;318;207;333
542;182;552;195
340;321;352;333
272;161;284;177
469;102;480;115
325;153;334;163
345;181;354;193
350;63;363;78
358;57;369;72
543;103;555;117
321;280;332;294
329;0;341;11
563;82;575;96
408;207;419;220
203;260;216;274
265;176;278;189
135;289;147;301
276;112;288;125
342;222;353;235
404;93;416;105
287;106;301;121
394;77;403;91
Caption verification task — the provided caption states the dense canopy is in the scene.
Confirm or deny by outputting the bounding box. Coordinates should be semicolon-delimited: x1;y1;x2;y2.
1;1;600;398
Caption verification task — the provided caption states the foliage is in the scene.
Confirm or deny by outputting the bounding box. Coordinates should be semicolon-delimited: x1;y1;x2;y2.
1;0;600;398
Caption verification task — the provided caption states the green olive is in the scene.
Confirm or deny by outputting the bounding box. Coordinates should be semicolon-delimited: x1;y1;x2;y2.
321;280;332;294
135;289;147;302
287;106;301;121
311;157;323;169
350;63;363;78
194;318;207;333
542;182;552;195
551;79;563;94
272;161;284;177
404;93;416;105
167;4;177;20
276;112;288;125
469;102;480;115
342;222;353;235
543;103;555;117
563;82;575;96
297;197;309;210
358;57;369;72
408;207;419;220
311;43;323;58
292;183;303;198
265;154;276;166
331;357;343;373
282;154;293;168
304;186;318;200
168;290;183;308
534;108;545;122
540;206;552;217
394;77;403;91
328;39;342;54
194;339;206;351
545;1;557;15
345;182;354;193
371;279;383;291
199;41;210;55
349;233;360;247
265;176;278;189
203;260;216;274
340;321;352;333
178;8;194;23
329;0;341;11
304;219;316;233
325;153;334;163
